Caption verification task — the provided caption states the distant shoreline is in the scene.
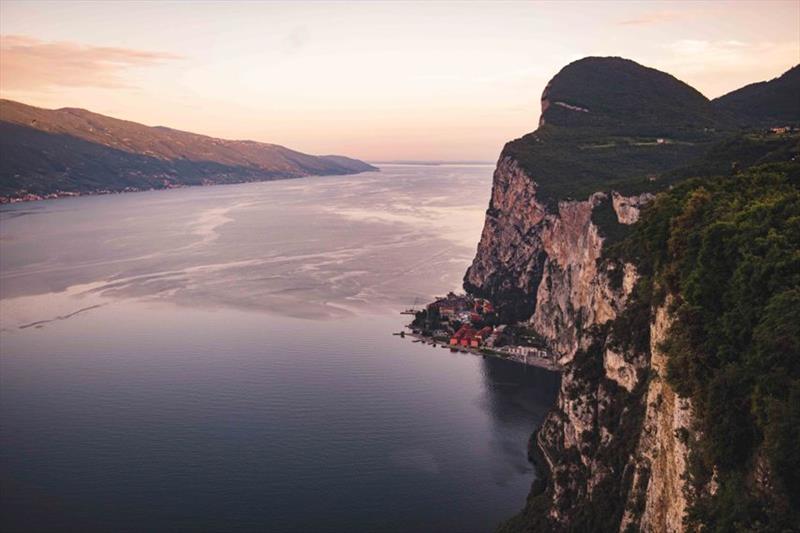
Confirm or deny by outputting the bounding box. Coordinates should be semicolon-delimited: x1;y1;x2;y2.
370;161;495;166
0;168;378;205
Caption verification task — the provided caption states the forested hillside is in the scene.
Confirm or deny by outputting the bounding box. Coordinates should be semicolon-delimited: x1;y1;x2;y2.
612;162;800;530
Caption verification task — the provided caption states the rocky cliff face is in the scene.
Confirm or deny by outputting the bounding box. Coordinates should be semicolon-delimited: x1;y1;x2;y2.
620;300;694;533
463;157;548;322
465;156;642;363
466;157;691;531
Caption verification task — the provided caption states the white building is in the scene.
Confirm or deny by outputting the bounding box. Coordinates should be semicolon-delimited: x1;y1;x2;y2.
506;346;547;359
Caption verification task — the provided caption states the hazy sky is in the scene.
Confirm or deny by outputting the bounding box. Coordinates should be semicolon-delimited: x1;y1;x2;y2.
1;1;798;161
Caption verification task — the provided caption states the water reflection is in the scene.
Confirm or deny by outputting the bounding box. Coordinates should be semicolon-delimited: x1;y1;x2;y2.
0;166;560;533
1;166;492;318
479;357;561;487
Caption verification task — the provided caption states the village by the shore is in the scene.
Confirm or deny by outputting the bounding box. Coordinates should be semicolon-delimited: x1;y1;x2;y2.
0;183;187;204
400;292;561;371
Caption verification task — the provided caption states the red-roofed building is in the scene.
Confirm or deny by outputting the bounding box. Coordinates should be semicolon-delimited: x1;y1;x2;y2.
470;326;494;347
451;325;476;347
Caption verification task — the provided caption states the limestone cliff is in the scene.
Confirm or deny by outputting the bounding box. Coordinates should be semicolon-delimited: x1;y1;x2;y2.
466;155;692;532
620;300;694;533
465;156;642;364
463;157;548;322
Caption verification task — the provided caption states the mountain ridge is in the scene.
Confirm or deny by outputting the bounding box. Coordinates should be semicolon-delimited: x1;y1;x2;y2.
711;64;800;127
0;99;377;201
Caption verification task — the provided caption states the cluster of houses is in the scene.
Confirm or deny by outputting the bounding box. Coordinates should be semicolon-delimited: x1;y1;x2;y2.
449;325;493;348
412;292;553;362
422;293;509;349
447;322;552;360
420;293;503;348
427;293;494;324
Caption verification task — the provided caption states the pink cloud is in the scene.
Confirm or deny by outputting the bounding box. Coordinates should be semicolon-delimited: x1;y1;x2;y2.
0;35;181;91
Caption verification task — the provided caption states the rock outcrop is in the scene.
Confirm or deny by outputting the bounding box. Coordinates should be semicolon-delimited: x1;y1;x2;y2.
463;157;549;322
466;155;692;532
465;156;638;363
621;300;694;533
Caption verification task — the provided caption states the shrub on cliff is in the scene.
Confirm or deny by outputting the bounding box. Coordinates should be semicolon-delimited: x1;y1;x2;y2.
622;162;800;530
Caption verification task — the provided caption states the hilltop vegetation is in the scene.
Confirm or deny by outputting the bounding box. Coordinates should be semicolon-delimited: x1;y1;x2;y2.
540;57;721;134
503;125;715;206
502;58;799;206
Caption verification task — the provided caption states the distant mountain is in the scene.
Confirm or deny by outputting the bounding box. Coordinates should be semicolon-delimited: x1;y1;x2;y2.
316;155;378;173
712;65;800;127
0;99;377;201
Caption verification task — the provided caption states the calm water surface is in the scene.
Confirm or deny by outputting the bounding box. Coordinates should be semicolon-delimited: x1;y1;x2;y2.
0;165;559;532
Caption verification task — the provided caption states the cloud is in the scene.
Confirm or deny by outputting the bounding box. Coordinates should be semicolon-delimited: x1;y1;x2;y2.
664;39;796;73
667;39;748;56
618;10;684;26
660;39;800;97
0;35;181;92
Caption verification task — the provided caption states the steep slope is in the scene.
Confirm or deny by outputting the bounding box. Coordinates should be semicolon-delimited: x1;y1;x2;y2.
463;57;800;532
712;64;800;127
0;99;376;200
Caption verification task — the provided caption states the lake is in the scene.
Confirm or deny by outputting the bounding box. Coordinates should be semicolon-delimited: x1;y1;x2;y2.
0;165;559;532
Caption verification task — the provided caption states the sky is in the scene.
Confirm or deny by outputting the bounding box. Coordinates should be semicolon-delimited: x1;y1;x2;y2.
1;1;798;161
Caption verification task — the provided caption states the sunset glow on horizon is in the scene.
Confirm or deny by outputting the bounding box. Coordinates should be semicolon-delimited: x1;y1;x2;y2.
2;0;798;161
